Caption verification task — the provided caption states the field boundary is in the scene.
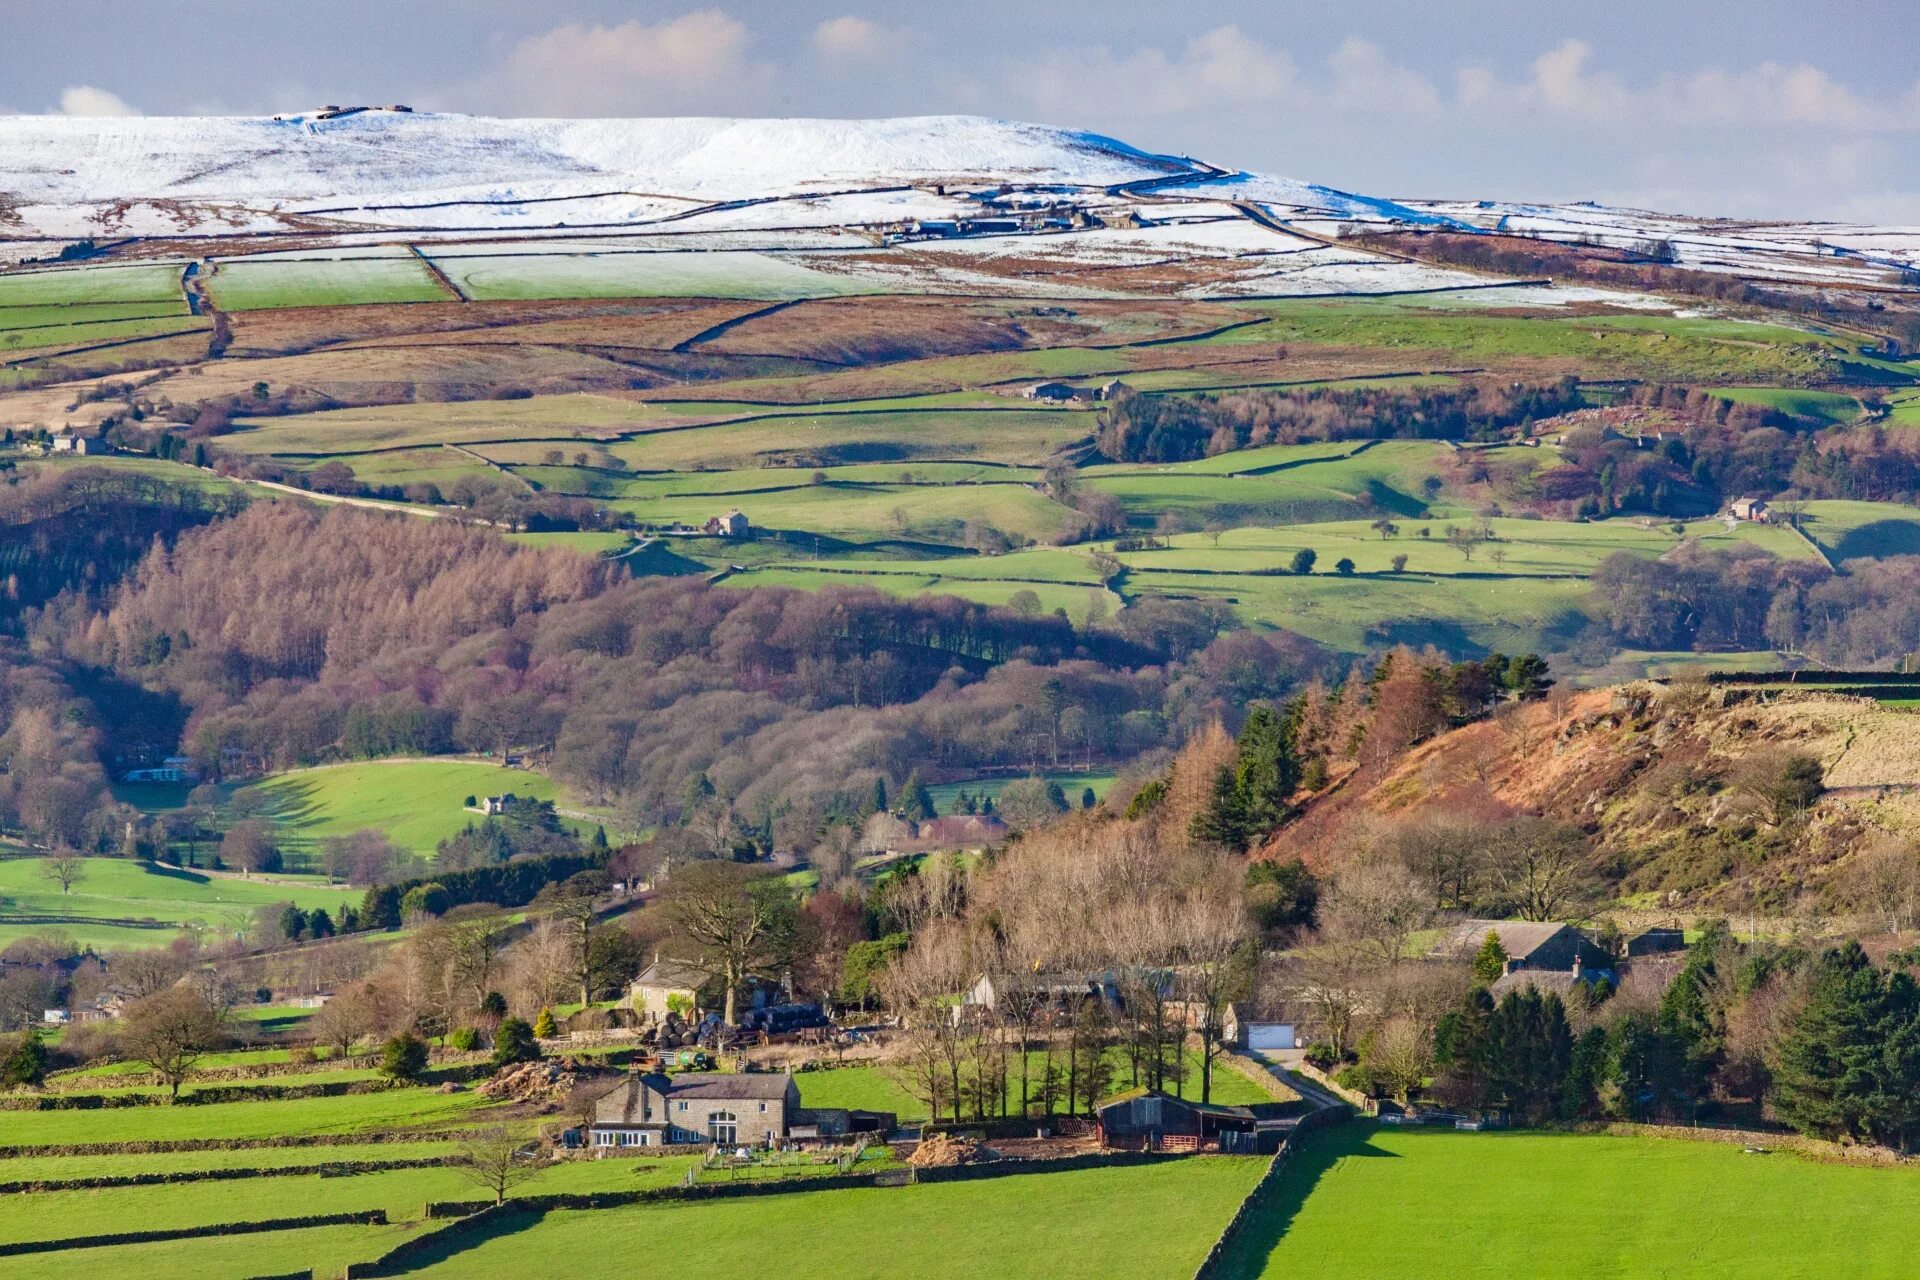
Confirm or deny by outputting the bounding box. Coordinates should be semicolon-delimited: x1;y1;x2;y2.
0;1155;447;1193
0;1209;389;1257
1191;1103;1350;1279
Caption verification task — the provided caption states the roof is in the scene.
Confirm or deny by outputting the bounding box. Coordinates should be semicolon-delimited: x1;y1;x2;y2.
1488;969;1604;1002
665;1073;794;1102
1445;919;1571;961
634;958;711;990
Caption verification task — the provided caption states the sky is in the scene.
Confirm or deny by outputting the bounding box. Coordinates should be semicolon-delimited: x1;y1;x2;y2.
3;0;1917;222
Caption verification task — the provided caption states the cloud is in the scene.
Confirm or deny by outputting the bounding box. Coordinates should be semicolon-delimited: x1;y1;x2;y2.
1461;40;1916;132
1326;38;1439;114
504;11;756;115
812;16;901;61
55;85;140;116
1524;39;1634;121
1011;25;1296;119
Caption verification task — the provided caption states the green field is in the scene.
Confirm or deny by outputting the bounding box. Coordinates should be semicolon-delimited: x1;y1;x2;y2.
792;1049;1285;1123
205;255;452;310
1711;385;1862;423
0;1086;495;1145
1795;499;1920;562
924;770;1118;814
401;1157;1267;1280
236;759;566;858
425;248;870;302
1218;1123;1920;1278
0;856;347;950
0;262;186;307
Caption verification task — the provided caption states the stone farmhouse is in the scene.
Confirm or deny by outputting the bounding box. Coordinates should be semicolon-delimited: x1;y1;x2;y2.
587;1070;894;1149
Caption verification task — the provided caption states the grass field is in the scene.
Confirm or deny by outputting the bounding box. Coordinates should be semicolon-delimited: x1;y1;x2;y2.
206;255;453;311
1711;385;1862;423
426;248;870;302
0;262;186;307
1795;500;1920;562
924;770;1118;813
400;1157;1268;1280
0;856;347;950
1216;1123;1920;1278
0;1086;496;1145
792;1049;1287;1122
236;759;566;858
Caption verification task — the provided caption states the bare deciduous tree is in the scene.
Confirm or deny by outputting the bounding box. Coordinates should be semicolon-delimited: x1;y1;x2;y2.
121;984;229;1099
452;1127;540;1205
41;850;86;895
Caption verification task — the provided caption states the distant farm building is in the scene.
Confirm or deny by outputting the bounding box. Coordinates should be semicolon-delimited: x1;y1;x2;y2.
1023;381;1079;403
704;510;750;538
1444;920;1613;975
479;794;515;815
50;430;105;455
1627;927;1687;957
122;756;200;784
1729;497;1772;523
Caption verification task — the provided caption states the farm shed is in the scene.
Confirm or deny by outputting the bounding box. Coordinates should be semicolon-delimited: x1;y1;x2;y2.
1627;927;1687;957
1094;1089;1283;1154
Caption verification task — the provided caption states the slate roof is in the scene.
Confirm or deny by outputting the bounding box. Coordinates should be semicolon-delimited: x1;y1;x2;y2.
633;959;712;990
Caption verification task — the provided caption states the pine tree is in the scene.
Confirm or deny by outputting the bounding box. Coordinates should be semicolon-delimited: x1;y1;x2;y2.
1472;933;1509;986
900;771;936;822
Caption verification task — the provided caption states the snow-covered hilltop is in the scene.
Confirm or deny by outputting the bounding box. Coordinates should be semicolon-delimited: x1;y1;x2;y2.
0;111;1913;296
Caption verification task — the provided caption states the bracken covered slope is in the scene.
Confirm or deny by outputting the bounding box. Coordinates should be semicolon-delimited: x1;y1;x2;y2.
1267;682;1920;911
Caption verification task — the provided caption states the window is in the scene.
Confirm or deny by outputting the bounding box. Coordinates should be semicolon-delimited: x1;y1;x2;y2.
708;1110;738;1146
759;1103;767;1113
677;1101;688;1112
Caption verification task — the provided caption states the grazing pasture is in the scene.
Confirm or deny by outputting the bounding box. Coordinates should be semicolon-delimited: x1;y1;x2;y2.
206;255;453;310
1216;1123;1920;1279
0;856;345;950
235;759;566;858
398;1157;1269;1280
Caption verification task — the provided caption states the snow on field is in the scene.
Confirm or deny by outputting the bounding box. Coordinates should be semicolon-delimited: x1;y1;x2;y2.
1;112;1911;301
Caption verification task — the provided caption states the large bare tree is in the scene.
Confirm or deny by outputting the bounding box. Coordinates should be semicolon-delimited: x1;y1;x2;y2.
121;984;229;1099
660;861;794;1026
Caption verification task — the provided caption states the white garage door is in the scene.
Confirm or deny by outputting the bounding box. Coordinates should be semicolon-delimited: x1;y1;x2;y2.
1246;1023;1295;1051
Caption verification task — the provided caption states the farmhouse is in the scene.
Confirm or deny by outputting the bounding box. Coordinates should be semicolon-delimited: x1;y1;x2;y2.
704;509;750;538
1445;920;1612;975
965;968;1152;1017
589;1071;797;1149
50;430;105;455
629;957;712;1024
1729;497;1772;523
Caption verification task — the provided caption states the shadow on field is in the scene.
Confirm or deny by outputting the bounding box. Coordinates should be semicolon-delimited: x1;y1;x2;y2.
1209;1122;1398;1279
141;862;211;887
384;1208;547;1271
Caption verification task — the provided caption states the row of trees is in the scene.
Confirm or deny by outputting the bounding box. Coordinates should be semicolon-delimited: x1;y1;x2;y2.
1593;545;1920;667
1093;379;1585;463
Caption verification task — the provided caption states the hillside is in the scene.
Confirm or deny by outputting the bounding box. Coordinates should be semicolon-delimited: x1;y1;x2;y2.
1268;681;1920;912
